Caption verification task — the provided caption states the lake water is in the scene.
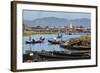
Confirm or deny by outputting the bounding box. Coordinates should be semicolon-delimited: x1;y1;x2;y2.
22;33;89;54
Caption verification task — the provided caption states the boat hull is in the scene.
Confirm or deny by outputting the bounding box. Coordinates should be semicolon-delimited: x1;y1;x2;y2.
39;53;90;60
60;44;91;50
26;40;43;44
48;40;60;44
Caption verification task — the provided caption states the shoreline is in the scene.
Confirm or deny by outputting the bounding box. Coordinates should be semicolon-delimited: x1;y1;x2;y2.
23;30;57;36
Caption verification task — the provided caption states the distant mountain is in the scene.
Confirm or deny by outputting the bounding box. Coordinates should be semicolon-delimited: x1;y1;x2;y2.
23;17;90;28
71;18;91;27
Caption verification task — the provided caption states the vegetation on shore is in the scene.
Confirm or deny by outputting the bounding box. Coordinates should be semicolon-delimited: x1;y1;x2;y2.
68;35;91;46
78;35;91;42
23;30;56;36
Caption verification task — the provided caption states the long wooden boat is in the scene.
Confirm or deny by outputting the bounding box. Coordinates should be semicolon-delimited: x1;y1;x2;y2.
48;40;64;44
53;51;90;57
38;53;90;59
23;54;34;62
48;40;60;44
26;38;45;44
60;44;91;50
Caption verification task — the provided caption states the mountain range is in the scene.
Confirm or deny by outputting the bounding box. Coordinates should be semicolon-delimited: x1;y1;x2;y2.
23;17;90;28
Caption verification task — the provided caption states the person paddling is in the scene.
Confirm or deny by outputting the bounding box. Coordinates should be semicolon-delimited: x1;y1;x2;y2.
40;36;43;40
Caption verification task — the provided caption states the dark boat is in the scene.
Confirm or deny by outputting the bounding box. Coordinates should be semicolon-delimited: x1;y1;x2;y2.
53;51;90;57
26;38;45;44
48;39;65;44
48;40;60;44
23;53;34;62
60;44;91;50
39;52;90;59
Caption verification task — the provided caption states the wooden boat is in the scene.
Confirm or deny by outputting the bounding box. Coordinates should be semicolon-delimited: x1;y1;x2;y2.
60;44;91;50
48;40;65;44
26;38;45;44
39;53;90;59
53;51;90;57
23;54;34;62
48;40;60;44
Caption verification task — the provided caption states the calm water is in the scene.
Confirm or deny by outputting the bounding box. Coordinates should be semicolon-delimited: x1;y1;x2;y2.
22;33;89;54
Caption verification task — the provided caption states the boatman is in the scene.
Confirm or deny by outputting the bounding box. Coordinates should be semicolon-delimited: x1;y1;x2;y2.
40;36;43;40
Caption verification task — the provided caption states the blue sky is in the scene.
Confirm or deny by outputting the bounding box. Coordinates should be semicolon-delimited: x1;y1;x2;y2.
23;10;91;20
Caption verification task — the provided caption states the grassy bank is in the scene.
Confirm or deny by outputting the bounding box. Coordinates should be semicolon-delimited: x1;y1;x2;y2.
68;35;91;45
78;35;91;42
23;30;56;36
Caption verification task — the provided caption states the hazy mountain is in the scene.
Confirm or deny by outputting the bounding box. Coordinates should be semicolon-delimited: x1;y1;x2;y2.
23;17;90;28
71;18;91;27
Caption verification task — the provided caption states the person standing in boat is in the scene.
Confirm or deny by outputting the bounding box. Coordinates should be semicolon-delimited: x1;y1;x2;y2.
40;36;43;40
29;36;35;43
40;36;45;42
29;36;31;41
32;38;35;43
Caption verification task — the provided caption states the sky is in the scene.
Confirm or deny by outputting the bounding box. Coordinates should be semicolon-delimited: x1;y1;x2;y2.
23;10;91;21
